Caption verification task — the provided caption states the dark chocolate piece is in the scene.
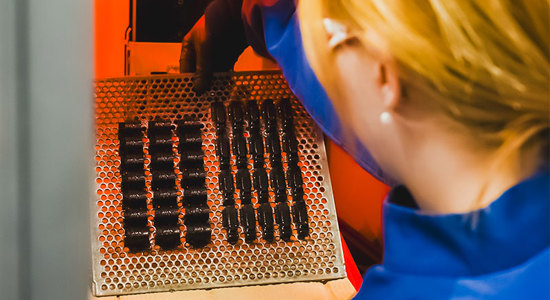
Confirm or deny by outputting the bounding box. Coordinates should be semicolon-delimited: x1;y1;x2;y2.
184;206;210;225
292;201;309;240
287;152;300;164
277;98;293;119
274;202;293;242
257;202;274;242
178;128;203;140
261;99;277;130
228;101;244;129
269;167;286;195
248;124;262;138
274;188;288;203
186;224;211;248
183;188;208;206
215;125;228;138
236;157;248;170
122;190;147;210
291;187;305;202
121;172;146;192
210;101;227;125
152;189;178;208
246;100;261;124
222;205;239;244
177;119;203;132
216;135;231;169
179;151;204;169
252;168;269;203
154;207;180;226
256;190;269;204
178;119;202;132
278;99;295;133
218;169;235;201
232;134;248;168
179;150;204;161
178;135;203;149
148;120;173;139
149;135;173;145
270;159;283;171
151;172;176;190
248;135;264;163
265;131;281;156
149;119;173;128
281;118;295;135
181;168;206;187
123;209;149;228
240;190;253;205
253;155;265;170
150;154;174;170
148;136;173;153
235;168;252;191
240;204;257;243
236;168;252;204
118;122;144;138
252;168;269;190
178;120;202;128
155;226;181;250
119;138;144;154
179;134;203;145
179;142;203;153
120;154;145;171
286;165;303;191
124;227;150;252
282;131;299;154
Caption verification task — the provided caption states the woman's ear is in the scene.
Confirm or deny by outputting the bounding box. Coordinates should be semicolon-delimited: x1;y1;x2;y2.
378;62;401;111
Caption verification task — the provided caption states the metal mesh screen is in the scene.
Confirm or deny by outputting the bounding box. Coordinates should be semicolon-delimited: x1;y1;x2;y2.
92;71;346;296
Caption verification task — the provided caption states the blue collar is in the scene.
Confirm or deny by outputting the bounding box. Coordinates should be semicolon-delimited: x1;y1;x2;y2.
382;172;550;277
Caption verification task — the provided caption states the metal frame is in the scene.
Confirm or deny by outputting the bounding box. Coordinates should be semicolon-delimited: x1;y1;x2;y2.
0;0;93;299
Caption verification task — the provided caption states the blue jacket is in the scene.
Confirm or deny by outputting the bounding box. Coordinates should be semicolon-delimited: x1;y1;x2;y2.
358;172;550;299
242;1;550;298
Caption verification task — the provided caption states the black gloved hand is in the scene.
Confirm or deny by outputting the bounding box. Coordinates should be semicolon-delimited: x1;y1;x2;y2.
180;0;247;94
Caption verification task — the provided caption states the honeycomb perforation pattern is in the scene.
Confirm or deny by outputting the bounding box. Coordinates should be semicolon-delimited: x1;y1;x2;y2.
93;71;345;296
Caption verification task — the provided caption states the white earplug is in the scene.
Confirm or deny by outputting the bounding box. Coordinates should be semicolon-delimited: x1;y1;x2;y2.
323;18;349;48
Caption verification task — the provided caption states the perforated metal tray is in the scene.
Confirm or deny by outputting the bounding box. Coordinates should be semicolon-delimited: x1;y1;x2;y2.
92;71;346;296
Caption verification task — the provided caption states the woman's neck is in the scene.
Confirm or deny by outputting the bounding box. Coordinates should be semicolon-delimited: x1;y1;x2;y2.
399;129;539;214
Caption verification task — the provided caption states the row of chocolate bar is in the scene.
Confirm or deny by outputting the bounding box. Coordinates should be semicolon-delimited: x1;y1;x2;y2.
119;122;150;252
148;120;180;250
178;120;211;248
118;119;211;253
211;101;240;244
211;98;309;244
278;99;309;240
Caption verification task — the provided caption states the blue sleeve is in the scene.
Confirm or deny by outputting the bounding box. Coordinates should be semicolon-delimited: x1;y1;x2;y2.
242;0;394;185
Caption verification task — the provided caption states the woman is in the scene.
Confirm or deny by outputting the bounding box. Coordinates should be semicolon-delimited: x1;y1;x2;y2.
181;0;550;298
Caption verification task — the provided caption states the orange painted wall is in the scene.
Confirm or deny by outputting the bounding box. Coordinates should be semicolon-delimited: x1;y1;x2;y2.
94;1;389;240
95;0;129;78
327;141;389;241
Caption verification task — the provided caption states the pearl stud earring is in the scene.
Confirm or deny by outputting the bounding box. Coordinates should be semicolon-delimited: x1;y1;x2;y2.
380;111;393;124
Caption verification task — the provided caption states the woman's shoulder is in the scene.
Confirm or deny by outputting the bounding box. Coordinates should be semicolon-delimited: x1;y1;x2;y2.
359;172;550;299
356;246;550;299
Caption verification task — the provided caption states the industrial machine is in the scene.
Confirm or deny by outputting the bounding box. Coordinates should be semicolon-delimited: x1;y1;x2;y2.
0;1;351;298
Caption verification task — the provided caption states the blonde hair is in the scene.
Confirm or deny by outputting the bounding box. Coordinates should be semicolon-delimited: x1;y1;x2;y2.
299;0;550;178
